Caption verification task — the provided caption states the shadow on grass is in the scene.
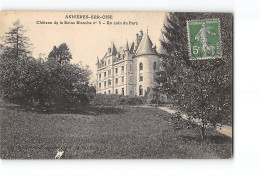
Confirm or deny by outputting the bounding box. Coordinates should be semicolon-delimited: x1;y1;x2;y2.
2;103;126;116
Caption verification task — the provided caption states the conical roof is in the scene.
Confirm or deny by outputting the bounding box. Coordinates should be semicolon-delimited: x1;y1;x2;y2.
129;42;135;53
111;42;117;55
135;33;156;56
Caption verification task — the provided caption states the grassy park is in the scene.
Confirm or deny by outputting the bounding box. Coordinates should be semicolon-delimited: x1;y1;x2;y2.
0;100;232;159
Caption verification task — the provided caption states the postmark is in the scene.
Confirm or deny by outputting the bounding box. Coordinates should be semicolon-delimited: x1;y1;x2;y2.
187;19;222;60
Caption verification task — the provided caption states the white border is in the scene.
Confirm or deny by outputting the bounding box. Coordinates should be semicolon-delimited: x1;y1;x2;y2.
1;0;260;176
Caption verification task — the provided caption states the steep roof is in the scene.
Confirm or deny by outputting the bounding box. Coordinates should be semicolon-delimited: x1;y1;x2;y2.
129;42;135;53
135;33;156;56
111;42;117;55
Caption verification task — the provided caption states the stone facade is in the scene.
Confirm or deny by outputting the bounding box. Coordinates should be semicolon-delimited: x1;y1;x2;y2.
96;30;159;96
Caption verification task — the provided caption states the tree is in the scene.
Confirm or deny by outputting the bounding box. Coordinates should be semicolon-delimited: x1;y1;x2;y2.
43;45;92;107
160;13;233;139
48;43;72;64
2;20;31;59
0;20;34;103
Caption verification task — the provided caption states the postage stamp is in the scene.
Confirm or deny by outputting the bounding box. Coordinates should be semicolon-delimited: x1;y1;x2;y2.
187;19;222;60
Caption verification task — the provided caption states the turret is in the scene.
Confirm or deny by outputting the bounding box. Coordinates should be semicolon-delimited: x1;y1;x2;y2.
134;32;159;96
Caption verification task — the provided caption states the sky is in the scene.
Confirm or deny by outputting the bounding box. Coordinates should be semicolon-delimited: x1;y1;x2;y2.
0;11;167;83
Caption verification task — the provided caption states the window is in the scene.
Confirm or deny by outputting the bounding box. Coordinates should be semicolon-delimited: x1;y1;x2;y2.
99;82;101;88
108;79;111;86
115;68;118;74
139;62;143;70
104;91;106;95
139;85;143;96
121;66;124;73
108;70;111;77
122;76;124;84
116;89;118;95
122;88;124;96
130;65;132;71
108;90;111;95
104;72;106;78
99;74;101;79
130;76;132;83
108;59;110;65
153;62;157;70
116;78;118;85
104;81;106;87
139;73;143;82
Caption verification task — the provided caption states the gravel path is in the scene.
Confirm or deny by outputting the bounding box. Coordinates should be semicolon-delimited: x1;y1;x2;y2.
157;106;232;138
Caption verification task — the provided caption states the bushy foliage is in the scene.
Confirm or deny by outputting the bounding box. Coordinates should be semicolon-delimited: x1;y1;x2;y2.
0;21;92;108
90;94;145;106
160;13;233;139
48;43;72;64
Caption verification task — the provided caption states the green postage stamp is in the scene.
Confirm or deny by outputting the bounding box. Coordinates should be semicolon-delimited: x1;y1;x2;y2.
187;19;222;59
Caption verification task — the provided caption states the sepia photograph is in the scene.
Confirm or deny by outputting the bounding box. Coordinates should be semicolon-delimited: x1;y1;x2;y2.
0;11;233;159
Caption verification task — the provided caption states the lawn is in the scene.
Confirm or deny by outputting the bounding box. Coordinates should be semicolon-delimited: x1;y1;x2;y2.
0;101;232;159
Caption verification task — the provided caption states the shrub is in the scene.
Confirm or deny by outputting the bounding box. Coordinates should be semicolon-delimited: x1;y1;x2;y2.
90;94;145;106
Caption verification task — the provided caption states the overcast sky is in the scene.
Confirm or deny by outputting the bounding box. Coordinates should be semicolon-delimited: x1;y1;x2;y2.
0;11;167;83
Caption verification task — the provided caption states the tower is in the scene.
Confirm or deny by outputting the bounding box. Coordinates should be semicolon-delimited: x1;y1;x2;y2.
133;32;159;96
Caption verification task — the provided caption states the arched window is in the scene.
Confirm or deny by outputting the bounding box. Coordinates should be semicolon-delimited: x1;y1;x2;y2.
139;85;143;96
139;62;143;70
139;73;143;82
153;62;157;70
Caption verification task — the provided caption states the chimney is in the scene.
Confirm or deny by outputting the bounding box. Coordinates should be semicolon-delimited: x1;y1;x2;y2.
140;30;143;37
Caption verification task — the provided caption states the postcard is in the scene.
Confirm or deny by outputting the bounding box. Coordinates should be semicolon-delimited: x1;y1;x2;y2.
0;11;233;159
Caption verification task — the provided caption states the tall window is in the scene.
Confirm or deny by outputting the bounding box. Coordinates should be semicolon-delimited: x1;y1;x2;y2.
108;70;111;77
104;91;106;95
122;88;124;96
116;89;118;95
108;90;111;95
139;85;143;96
115;68;118;74
139;62;143;70
153;62;157;70
121;66;124;73
139;73;143;82
122;76;124;84
99;74;101;79
116;78;118;85
99;82;101;88
104;72;106;78
130;65;132;71
104;81;106;87
108;79;111;86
